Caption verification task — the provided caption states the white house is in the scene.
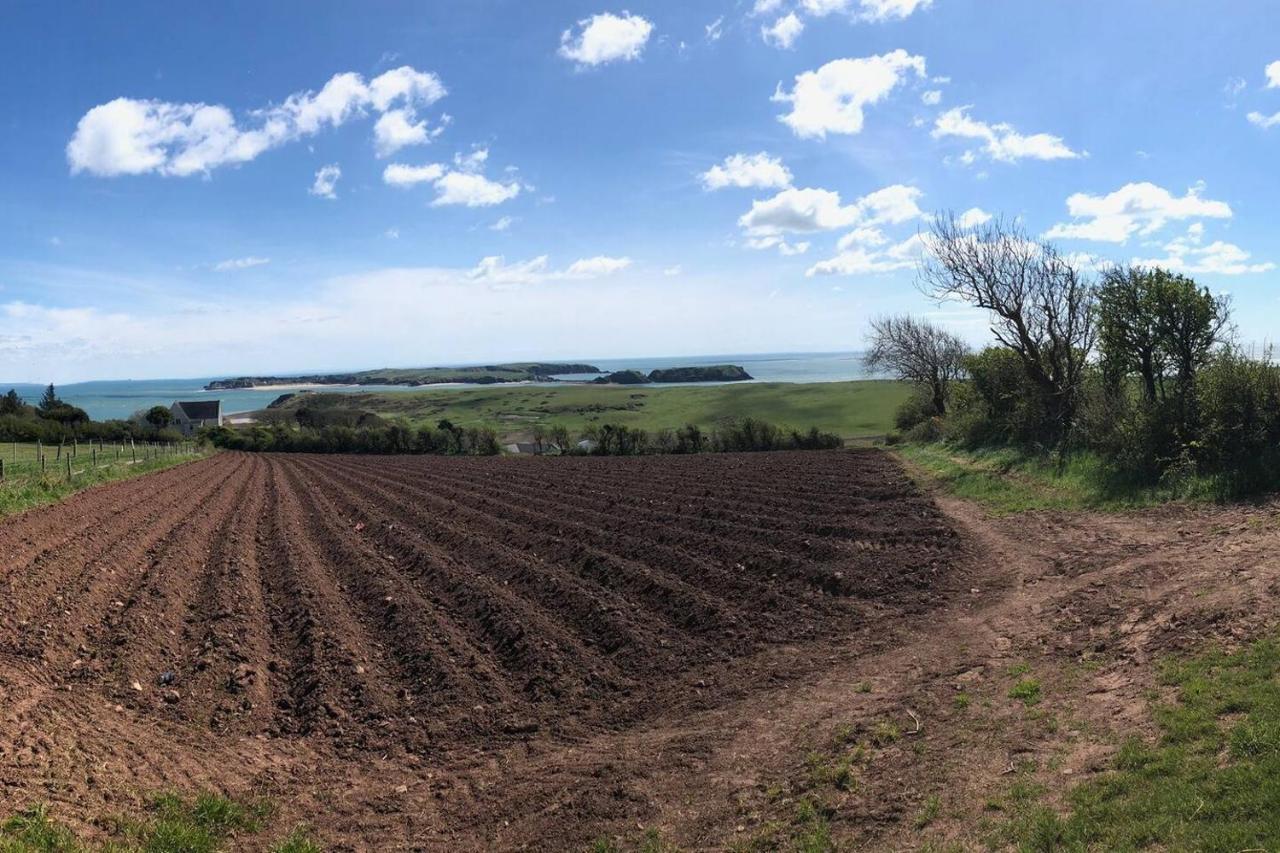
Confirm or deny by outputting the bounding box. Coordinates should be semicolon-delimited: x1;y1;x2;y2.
170;400;222;436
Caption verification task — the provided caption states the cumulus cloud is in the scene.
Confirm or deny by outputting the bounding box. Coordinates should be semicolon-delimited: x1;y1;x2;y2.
1131;226;1274;276
382;162;446;187
772;50;927;139
933;106;1082;163
214;256;270;271
559;12;654;67
431;171;521;207
1044;181;1232;243
67;66;446;177
1247;110;1280;129
373;108;442;157
807;233;924;276
1267;60;1280;88
761;13;804;49
738;184;922;240
490;216;516;232
700;152;793;190
921;89;942;106
310;164;341;199
383;149;521;207
957;207;992;227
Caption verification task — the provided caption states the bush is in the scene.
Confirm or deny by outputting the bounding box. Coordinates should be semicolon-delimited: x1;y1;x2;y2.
893;389;938;432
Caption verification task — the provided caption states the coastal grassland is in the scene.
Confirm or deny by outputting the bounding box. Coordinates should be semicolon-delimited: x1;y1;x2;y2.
261;380;910;441
0;442;205;519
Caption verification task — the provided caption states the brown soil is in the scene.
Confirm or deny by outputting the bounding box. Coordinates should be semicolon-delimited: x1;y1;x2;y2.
0;449;1275;850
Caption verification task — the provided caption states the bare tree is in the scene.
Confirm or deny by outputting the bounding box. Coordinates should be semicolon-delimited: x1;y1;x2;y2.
864;315;968;415
918;212;1096;441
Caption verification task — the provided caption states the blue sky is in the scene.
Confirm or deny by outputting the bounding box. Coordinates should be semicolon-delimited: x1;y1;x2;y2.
2;0;1278;382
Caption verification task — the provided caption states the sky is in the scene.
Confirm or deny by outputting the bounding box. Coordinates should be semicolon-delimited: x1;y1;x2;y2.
2;0;1279;382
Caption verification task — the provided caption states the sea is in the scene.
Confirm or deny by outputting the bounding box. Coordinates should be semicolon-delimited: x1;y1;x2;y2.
2;351;874;422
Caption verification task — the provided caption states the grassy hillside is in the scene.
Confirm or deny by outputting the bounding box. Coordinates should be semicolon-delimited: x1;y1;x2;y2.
260;380;910;441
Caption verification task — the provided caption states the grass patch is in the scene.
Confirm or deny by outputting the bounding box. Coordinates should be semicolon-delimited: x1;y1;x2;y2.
1008;678;1043;707
0;451;205;520
260;380;912;443
999;634;1280;851
895;443;1198;514
0;792;320;852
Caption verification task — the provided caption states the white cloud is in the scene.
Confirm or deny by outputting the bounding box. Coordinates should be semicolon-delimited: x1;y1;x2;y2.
799;0;933;21
807;233;924;276
1044;182;1232;243
700;152;793;190
772;50;927;139
467;254;632;286
310;164;341;199
214;256;270;271
836;227;888;249
752;0;784;13
67;66;446;177
706;16;724;41
382;162;446;187
373;108;437;157
957;207;992;227
431;171;521;207
921;89;942;106
1247;111;1280;129
663;265;683;276
1131;225;1274;276
762;13;804;49
384;228;400;239
738;184;921;239
383;156;520;207
1267;60;1280;88
559;12;654;67
933;106;1082;163
566;256;633;277
490;216;516;232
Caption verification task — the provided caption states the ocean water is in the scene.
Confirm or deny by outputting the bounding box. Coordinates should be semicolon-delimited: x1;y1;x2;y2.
2;351;873;421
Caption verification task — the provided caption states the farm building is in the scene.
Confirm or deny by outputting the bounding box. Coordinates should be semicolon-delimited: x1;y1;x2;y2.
170;400;222;436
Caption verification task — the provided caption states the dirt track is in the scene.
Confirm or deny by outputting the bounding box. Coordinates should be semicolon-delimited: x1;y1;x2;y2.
0;449;970;849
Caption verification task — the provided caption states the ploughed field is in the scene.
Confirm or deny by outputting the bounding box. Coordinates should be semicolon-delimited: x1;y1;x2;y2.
0;449;966;846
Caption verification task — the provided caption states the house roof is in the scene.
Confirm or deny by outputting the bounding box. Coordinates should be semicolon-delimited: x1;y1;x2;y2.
173;400;221;420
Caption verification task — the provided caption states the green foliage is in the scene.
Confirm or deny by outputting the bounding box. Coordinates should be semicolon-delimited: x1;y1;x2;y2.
0;791;315;852
1008;678;1042;706
580;418;841;456
1001;635;1280;851
205;421;501;456
143;406;172;429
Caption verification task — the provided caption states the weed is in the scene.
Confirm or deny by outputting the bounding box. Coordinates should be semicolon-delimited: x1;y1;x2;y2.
914;795;941;830
1008;678;1042;706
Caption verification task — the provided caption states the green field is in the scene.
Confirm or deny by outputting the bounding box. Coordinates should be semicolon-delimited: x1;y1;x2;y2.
261;380;910;441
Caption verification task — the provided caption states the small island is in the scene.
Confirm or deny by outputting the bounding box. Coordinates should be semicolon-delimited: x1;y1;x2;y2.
593;364;753;385
205;362;602;390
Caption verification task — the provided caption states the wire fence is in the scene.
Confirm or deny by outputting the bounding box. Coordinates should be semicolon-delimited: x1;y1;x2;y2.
0;439;201;485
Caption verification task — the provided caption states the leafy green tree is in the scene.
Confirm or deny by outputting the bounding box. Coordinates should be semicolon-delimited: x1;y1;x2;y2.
0;389;21;415
1098;266;1165;401
38;383;60;412
1098;266;1230;404
144;405;173;428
